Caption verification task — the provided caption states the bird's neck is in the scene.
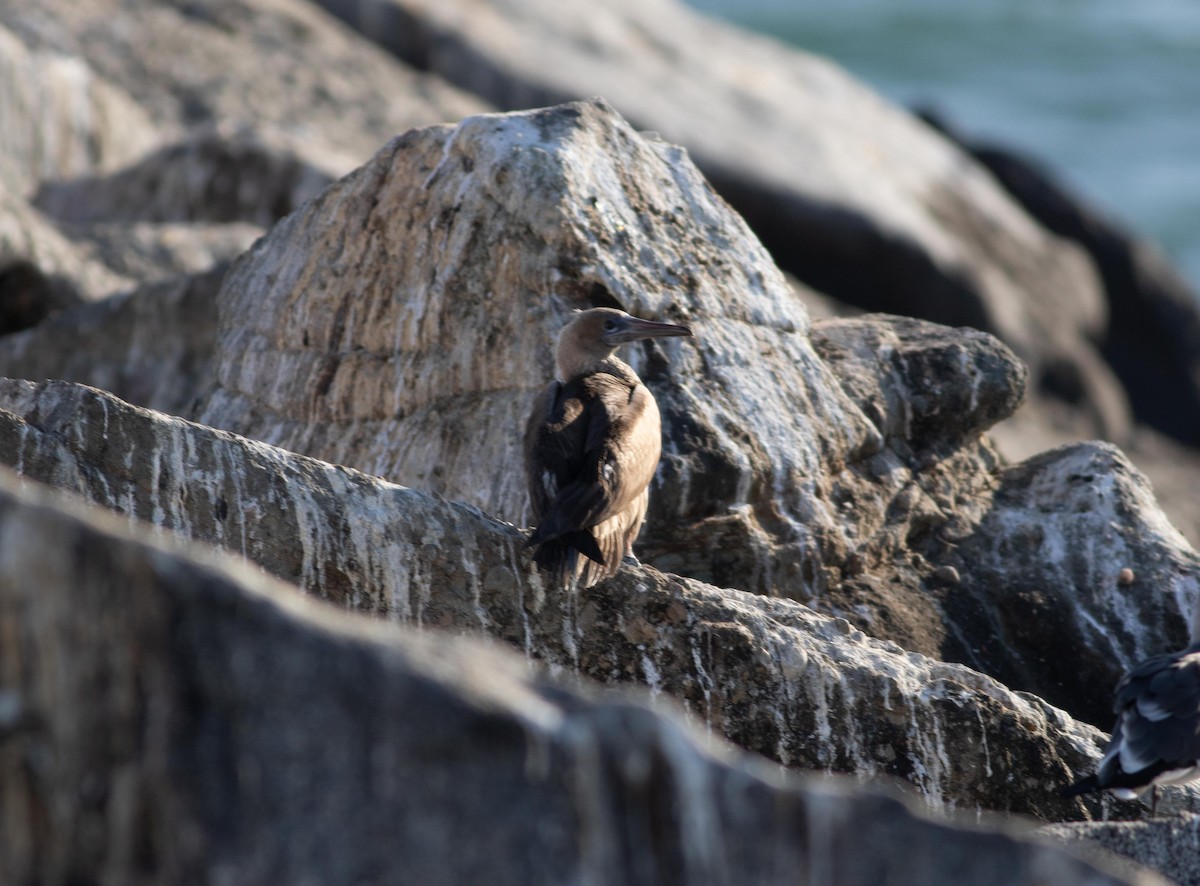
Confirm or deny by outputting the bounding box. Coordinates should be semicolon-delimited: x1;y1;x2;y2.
556;354;637;385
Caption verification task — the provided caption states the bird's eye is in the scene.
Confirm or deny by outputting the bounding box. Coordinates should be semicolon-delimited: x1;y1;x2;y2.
603;319;619;333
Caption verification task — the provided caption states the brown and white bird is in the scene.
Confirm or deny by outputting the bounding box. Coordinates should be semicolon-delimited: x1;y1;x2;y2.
1064;640;1200;814
524;307;692;588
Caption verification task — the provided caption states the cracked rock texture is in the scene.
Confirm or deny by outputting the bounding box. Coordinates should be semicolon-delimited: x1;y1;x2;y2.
3;1;1200;882
193;101;1200;737
0;470;1164;885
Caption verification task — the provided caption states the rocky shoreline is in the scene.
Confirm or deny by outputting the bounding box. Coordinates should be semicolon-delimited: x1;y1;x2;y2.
3;0;1200;882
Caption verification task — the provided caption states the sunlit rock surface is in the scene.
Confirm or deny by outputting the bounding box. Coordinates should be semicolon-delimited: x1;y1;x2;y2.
7;376;1200;822
0;470;1163;885
0;0;1199;876
1043;819;1200;886
193;101;1199;734
0;22;159;194
197;99;876;597
0;0;488;166
312;0;1126;438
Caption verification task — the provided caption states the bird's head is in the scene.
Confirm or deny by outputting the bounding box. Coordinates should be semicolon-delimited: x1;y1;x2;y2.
555;308;692;380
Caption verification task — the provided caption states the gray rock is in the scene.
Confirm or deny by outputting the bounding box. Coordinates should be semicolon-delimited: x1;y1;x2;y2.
0;266;223;416
0;467;1163;884
195;99;880;601
0;180;130;328
949;442;1200;728
312;0;1124;437
189;101;1200;735
0;21;159;194
59;221;261;284
810;314;1028;451
0;0;489;168
3;375;1195;822
1044;817;1200;886
34;124;340;228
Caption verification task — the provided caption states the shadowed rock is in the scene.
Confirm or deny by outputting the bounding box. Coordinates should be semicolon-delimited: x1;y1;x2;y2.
4;376;1198;821
34;125;341;228
0;181;130;326
948;443;1200;728
0;265;224;415
0;468;1165;885
920;108;1200;449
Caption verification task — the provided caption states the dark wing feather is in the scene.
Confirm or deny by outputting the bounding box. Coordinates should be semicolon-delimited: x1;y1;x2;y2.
525;372;650;544
1069;645;1200;796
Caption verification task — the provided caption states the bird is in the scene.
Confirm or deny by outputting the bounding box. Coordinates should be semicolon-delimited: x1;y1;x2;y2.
1063;640;1200;814
524;307;692;588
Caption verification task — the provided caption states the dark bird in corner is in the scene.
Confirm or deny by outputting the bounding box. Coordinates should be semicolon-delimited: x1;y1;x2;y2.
1063;640;1200;814
524;307;692;589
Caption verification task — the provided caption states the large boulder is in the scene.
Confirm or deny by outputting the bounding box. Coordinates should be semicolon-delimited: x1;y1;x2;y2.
192;100;1200;731
0;22;159;195
5;376;1199;822
0;468;1163;885
312;0;1123;436
0;0;488;167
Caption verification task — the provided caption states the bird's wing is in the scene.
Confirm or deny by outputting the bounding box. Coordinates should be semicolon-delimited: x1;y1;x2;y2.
524;380;574;522
1110;647;1200;778
526;374;660;541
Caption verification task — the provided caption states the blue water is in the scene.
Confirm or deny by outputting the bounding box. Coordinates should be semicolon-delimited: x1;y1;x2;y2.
686;0;1200;292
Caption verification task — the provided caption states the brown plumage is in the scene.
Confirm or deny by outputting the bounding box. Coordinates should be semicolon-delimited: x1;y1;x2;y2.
524;308;692;588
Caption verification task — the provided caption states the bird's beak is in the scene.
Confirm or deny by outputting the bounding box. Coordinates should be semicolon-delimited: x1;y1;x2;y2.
616;317;693;343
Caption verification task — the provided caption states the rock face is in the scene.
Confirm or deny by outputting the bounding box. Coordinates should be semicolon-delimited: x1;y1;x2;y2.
0;22;159;194
192;100;1200;734
1044;820;1200;886
312;0;1130;440
0;469;1162;885
922;109;1200;449
0;266;223;416
0;377;1152;829
3;0;1200;880
6;376;1200;824
196;99;874;595
0;0;488;166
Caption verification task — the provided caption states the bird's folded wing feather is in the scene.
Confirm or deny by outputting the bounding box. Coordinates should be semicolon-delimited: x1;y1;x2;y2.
1115;649;1200;772
525;374;660;536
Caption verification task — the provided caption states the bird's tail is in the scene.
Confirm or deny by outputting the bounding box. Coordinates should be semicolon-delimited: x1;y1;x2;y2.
1060;774;1099;799
530;531;606;588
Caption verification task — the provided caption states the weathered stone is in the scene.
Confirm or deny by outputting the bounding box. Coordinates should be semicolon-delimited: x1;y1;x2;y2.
948;442;1200;728
810;314;1028;452
196;99;881;602
0;0;489;168
34;125;340;228
0;181;130;329
4;376;1196;822
0;266;223;416
1043;817;1200;886
0;21;160;194
60;221;260;285
0;468;1165;885
312;0;1122;431
186;102;1200;738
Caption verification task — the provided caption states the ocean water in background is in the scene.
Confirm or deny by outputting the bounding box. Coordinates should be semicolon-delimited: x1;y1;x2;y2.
685;0;1200;292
